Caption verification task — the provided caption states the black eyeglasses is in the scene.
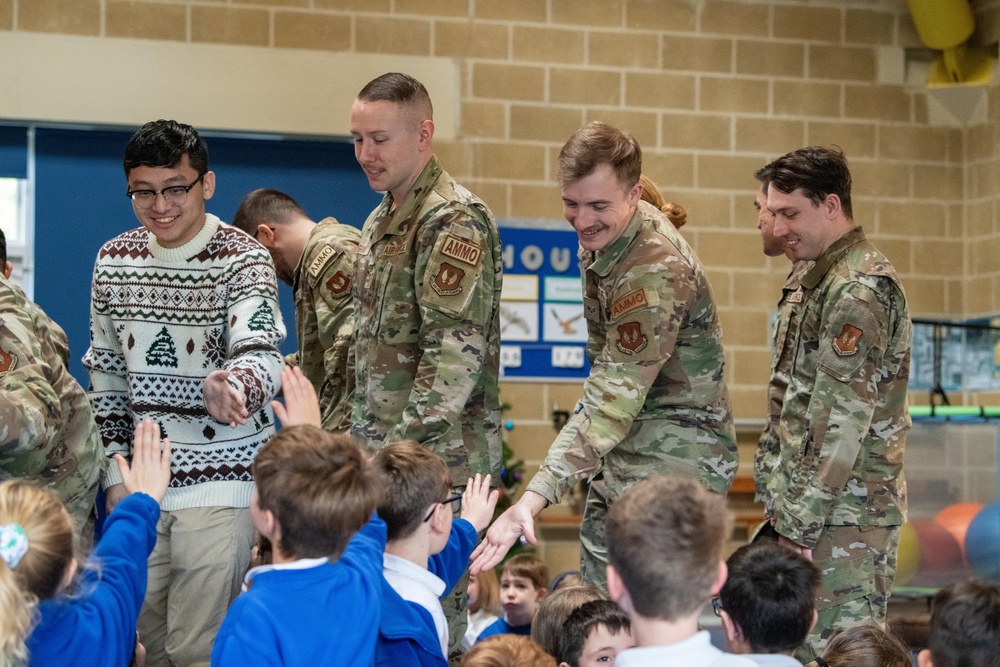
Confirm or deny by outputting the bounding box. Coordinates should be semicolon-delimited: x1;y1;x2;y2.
711;597;724;617
126;174;204;209
423;494;462;522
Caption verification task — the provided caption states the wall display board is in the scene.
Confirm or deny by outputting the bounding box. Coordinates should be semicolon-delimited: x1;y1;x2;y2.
497;224;588;381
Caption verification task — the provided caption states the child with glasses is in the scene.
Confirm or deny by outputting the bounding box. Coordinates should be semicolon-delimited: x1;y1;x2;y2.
372;441;498;667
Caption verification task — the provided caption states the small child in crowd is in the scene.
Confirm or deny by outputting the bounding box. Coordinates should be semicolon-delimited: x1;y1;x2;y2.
604;476;755;666
531;585;605;658
917;578;1000;667
211;370;385;666
462;634;557;667
477;554;550;641
809;625;911;667
464;567;503;649
549;570;583;592
373;441;498;666
718;541;820;665
1;419;170;667
558;599;634;667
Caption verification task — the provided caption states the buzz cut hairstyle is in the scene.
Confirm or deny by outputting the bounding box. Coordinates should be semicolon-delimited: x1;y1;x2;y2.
766;145;853;219
372;440;451;542
719;541;821;654
231;189;308;237
123;119;208;177
252;426;380;560
607;476;730;621
502;553;550;591
557;121;642;190
558;599;631;667
927;579;1000;667
356;72;433;122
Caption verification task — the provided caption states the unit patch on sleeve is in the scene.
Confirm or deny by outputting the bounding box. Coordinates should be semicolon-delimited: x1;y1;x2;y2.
610;289;648;321
833;323;863;356
432;262;466;296
0;346;16;372
307;245;336;280
440;234;482;267
615;321;648;354
325;271;351;297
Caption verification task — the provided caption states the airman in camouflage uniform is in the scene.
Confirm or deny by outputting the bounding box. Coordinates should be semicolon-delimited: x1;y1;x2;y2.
473;122;736;593
758;147;909;662
0;271;104;534
351;72;503;661
232;189;359;431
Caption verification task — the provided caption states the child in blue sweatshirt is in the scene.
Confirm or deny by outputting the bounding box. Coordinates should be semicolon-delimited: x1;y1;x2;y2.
1;419;171;667
373;441;498;667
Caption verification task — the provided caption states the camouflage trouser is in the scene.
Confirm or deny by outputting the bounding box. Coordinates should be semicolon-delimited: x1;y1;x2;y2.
579;474;612;595
444;484;471;665
795;524;900;663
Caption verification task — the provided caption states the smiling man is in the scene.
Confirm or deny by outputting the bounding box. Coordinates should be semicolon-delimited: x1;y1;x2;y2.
349;72;503;659
472;121;736;592
758;146;910;661
84;120;285;667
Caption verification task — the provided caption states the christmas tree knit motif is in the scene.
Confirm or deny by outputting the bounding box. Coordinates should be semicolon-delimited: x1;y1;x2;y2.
248;301;277;332
146;326;179;367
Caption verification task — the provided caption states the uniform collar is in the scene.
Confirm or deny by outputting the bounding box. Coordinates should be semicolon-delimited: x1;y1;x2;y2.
801;226;865;289
585;206;643;277
374;155;442;239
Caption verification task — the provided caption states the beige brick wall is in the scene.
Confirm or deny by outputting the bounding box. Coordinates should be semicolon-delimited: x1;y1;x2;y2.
5;0;997;490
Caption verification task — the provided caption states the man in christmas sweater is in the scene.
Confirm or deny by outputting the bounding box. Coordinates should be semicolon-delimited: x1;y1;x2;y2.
84;119;286;667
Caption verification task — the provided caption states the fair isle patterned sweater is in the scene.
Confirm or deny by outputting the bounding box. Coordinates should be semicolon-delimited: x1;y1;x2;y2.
84;215;285;512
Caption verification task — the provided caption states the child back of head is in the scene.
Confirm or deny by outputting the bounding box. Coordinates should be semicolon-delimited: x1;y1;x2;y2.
253;425;380;560
372;440;451;544
606;476;730;625
558;599;633;667
0;480;74;665
919;578;1000;667
719;541;820;655
462;634;556;667
815;625;910;667
531;585;605;658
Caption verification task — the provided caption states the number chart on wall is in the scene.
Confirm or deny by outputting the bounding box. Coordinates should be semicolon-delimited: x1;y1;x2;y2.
498;224;589;381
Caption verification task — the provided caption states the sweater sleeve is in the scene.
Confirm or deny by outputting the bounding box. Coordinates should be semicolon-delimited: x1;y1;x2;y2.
428;519;477;596
218;245;286;415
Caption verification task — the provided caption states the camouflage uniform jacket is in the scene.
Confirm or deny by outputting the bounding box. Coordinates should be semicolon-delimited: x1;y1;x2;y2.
0;276;104;528
351;156;503;485
763;227;909;549
754;259;811;503
288;217;360;431
527;202;737;504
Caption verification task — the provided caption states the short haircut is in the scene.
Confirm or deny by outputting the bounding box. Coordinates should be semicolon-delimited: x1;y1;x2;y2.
372;441;451;542
558;121;641;190
818;625;911;667
501;553;549;591
253;426;379;559
607;476;730;621
559;599;631;667
766;145;853;219
461;634;556;667
357;72;433;121
753;163;773;187
927;579;1000;667
231;189;308;236
531;585;605;658
123;119;209;177
719;541;820;653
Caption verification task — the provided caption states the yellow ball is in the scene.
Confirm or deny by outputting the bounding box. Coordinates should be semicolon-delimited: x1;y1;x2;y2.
895;522;921;586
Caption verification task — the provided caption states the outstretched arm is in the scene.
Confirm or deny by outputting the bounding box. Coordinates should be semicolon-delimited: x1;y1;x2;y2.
469;490;547;573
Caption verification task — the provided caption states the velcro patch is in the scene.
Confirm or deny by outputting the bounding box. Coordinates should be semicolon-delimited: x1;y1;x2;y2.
307;245;336;279
833;323;863;356
431;262;466;296
440;234;482;267
616;321;648;354
381;237;407;257
610;289;648;321
326;271;351;297
0;346;15;372
786;289;804;304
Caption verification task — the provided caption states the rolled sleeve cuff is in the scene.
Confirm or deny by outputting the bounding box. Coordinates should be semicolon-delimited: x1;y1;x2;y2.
526;470;562;507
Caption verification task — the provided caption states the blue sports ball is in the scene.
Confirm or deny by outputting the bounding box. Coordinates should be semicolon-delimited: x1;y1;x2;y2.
965;501;1000;581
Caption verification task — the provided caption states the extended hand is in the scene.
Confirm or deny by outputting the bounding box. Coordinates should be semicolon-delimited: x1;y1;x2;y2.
204;370;249;427
460;474;500;534
271;366;321;428
115;419;172;504
469;491;546;573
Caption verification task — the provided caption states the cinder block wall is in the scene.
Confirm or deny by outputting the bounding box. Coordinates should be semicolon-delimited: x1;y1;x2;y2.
3;0;993;488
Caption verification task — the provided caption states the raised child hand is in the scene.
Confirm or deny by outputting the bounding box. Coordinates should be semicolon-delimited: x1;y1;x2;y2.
459;474;499;534
115;419;172;504
271;366;321;428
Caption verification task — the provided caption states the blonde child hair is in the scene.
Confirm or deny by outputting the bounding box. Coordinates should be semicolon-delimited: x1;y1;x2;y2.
470;566;503;617
0;480;75;667
462;634;556;667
